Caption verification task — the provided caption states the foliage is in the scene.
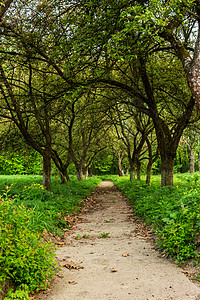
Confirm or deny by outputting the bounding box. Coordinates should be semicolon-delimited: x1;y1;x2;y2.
113;173;200;262
98;232;110;238
0;190;59;294
4;285;29;300
0;175;101;236
0;151;42;175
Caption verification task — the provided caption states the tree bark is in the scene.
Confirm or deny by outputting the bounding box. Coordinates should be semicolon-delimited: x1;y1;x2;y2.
60;169;71;183
126;166;129;176
136;159;141;181
146;162;152;185
0;0;13;18
118;151;124;176
77;167;83;181
161;157;174;187
85;167;89;179
189;149;195;173
130;164;135;180
42;149;51;190
198;153;200;172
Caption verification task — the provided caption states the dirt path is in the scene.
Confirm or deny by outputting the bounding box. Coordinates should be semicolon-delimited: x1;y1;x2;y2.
37;181;200;300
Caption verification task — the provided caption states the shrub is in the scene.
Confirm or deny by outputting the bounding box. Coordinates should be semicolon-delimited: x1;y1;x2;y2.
113;174;200;262
0;189;59;294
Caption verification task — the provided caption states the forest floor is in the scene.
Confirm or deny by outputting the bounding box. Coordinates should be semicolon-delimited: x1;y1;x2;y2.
35;181;200;300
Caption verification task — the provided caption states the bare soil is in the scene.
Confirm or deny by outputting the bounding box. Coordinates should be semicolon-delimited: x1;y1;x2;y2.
36;181;200;300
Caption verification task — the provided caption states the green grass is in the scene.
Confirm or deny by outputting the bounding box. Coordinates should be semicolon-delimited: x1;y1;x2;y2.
112;173;200;262
0;175;101;236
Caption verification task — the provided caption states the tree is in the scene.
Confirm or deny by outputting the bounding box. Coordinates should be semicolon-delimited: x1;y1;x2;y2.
60;0;197;186
181;128;200;173
145;133;159;184
0;0;83;188
0;0;13;18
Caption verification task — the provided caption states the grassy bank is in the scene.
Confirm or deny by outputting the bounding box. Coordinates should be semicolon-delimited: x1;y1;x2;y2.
0;175;101;236
112;173;200;263
0;175;101;299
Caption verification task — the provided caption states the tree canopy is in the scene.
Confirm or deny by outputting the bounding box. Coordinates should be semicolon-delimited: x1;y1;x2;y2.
0;0;200;187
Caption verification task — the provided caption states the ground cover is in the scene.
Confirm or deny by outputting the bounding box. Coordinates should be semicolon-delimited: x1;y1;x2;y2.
36;181;200;300
0;175;101;236
112;173;200;264
0;175;101;299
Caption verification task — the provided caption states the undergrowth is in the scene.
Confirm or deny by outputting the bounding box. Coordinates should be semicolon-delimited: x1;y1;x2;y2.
0;189;59;298
0;175;101;236
0;175;101;299
113;173;200;263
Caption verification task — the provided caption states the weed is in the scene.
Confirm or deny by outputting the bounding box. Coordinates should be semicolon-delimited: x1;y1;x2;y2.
75;234;82;239
99;232;110;238
82;234;90;238
75;233;90;239
104;219;113;223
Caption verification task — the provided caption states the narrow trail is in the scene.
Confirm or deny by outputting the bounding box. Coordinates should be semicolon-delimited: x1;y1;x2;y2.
37;181;200;300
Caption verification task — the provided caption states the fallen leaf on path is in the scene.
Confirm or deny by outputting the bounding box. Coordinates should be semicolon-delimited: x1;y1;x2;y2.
42;229;47;236
111;268;117;272
58;242;65;246
68;280;77;284
62;228;70;232
122;252;130;257
61;260;84;270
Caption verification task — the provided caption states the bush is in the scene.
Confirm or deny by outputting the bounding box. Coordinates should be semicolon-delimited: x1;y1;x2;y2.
0;175;101;237
113;174;200;262
0;189;59;295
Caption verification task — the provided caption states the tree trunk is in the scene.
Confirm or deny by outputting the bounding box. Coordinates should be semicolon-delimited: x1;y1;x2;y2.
126;166;129;176
130;164;135;180
85;167;89;179
118;152;124;176
198;153;200;172
61;173;66;184
43;149;51;190
119;168;124;176
77;167;83;181
60;169;71;183
146;162;152;185
189;150;195;173
136;159;141;181
161;157;174;187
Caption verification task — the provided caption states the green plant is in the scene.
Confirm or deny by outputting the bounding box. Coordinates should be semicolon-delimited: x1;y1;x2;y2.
75;234;82;239
113;174;200;262
82;234;90;238
4;285;29;300
0;190;59;294
99;232;110;238
75;233;90;239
